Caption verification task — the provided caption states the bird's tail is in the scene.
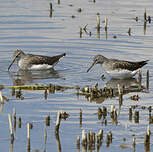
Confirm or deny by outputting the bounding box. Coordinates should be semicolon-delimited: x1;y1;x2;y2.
138;60;149;68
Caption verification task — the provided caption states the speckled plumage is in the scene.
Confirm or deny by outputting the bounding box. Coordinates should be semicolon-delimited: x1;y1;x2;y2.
87;54;149;79
8;50;66;70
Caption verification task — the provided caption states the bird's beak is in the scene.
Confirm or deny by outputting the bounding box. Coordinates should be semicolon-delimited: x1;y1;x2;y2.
8;56;17;71
8;51;21;71
87;61;96;72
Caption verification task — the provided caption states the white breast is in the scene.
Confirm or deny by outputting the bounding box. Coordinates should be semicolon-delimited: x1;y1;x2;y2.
106;69;138;79
29;64;53;70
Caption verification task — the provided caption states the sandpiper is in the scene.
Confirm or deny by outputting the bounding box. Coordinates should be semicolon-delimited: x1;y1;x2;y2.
8;49;66;71
87;54;149;79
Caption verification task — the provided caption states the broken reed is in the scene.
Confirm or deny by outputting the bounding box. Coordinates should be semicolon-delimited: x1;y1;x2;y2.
44;128;47;145
77;136;80;150
106;131;112;147
82;130;87;147
133;135;136;151
0;91;4;104
144;126;150;151
128;28;131;36
80;27;82;38
80;109;82;127
50;3;52;17
143;9;147;35
129;106;132;121
27;123;30;151
46;115;50;126
146;70;149;90
18;117;22;128
8;114;14;144
55;111;62;135
138;69;142;89
105;17;108;40
78;129;104;150
134;111;139;123
44;88;48;99
144;8;147;23
104;17;108;31
13;109;16;131
110;105;117;124
118;84;122;105
97;14;100;31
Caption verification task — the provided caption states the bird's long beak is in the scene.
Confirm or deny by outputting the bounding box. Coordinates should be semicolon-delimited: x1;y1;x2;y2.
8;57;17;71
8;51;21;71
87;61;96;72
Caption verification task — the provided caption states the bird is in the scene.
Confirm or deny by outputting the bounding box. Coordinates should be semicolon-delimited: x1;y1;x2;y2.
8;49;66;71
87;54;149;79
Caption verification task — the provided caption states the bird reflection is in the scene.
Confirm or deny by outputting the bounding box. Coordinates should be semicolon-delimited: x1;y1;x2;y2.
9;69;65;85
90;78;142;104
105;78;139;89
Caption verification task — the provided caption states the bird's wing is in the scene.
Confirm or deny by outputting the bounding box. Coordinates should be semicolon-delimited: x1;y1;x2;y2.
111;59;148;71
25;53;66;66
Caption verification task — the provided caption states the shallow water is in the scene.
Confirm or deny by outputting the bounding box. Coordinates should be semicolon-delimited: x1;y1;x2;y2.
0;0;153;152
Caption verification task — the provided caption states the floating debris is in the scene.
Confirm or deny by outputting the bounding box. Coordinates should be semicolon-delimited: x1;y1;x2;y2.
101;74;105;80
130;94;139;101
71;15;75;18
77;8;82;13
128;28;131;36
120;144;128;149
61;112;69;120
113;35;117;39
135;16;138;22
8;84;73;92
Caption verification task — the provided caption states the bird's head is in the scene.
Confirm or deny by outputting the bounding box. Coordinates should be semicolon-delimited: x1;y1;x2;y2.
87;55;107;72
8;49;25;71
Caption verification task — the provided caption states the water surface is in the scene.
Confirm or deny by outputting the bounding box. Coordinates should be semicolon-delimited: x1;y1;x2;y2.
0;0;153;152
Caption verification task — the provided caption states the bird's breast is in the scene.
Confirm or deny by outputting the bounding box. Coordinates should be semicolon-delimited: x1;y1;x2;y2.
106;69;138;79
28;64;53;70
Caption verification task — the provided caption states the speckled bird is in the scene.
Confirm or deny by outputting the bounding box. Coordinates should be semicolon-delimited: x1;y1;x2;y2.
87;54;149;79
8;49;66;71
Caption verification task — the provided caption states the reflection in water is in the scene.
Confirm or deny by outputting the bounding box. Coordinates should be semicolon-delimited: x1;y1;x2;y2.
105;78;139;89
9;69;65;85
55;133;61;152
82;78;143;104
